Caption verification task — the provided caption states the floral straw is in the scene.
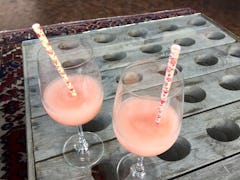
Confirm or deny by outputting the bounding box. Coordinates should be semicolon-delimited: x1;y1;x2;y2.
155;44;181;123
32;23;77;96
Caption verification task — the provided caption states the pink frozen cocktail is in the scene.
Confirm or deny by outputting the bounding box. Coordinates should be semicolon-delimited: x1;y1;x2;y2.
113;96;181;157
43;74;103;126
36;36;105;168
113;58;184;179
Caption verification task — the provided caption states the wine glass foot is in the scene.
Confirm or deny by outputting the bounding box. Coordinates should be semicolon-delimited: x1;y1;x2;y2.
63;132;104;168
117;153;159;180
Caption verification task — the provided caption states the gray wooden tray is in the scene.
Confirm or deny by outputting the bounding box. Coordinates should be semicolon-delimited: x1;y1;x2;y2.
22;13;240;179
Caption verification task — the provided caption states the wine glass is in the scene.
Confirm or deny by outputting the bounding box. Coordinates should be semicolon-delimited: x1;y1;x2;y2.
113;59;184;179
37;38;104;168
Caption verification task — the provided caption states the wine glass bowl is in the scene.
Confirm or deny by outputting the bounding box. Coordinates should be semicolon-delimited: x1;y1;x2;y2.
37;38;104;168
113;59;184;179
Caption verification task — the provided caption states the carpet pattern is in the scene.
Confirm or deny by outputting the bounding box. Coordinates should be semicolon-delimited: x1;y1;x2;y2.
0;8;197;180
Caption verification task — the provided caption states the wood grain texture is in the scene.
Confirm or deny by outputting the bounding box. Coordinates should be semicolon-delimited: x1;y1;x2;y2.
22;13;240;179
34;100;240;179
175;154;240;180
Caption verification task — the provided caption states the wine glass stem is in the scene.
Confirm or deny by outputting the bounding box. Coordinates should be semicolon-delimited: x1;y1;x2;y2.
75;126;89;153
131;156;146;179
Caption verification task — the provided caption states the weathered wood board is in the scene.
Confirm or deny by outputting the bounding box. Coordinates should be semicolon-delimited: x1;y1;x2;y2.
22;13;240;179
34;100;240;179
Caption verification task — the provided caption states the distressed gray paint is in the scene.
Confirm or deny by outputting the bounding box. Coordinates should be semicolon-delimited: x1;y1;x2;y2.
23;13;240;179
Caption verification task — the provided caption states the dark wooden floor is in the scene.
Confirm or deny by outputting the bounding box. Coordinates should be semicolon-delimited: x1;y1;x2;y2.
0;0;239;36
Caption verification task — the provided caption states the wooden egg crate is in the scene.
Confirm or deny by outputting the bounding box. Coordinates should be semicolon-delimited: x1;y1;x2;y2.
22;13;240;179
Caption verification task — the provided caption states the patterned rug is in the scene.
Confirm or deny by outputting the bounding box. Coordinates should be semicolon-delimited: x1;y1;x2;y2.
0;8;197;180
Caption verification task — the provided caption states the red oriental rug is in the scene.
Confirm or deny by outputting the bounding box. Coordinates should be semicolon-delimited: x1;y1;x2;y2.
0;8;197;180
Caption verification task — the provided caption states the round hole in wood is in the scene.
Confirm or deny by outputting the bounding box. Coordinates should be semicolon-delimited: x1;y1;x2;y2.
92;160;117;180
228;45;240;58
159;24;178;32
219;75;240;91
184;86;206;103
174;38;195;46
103;52;127;61
195;54;218;66
207;120;240;142
62;58;87;70
157;64;182;76
206;32;225;40
158;136;191;161
83;112;111;132
57;40;79;50
122;71;143;85
140;44;162;54
128;28;147;37
94;33;116;43
188;18;206;26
